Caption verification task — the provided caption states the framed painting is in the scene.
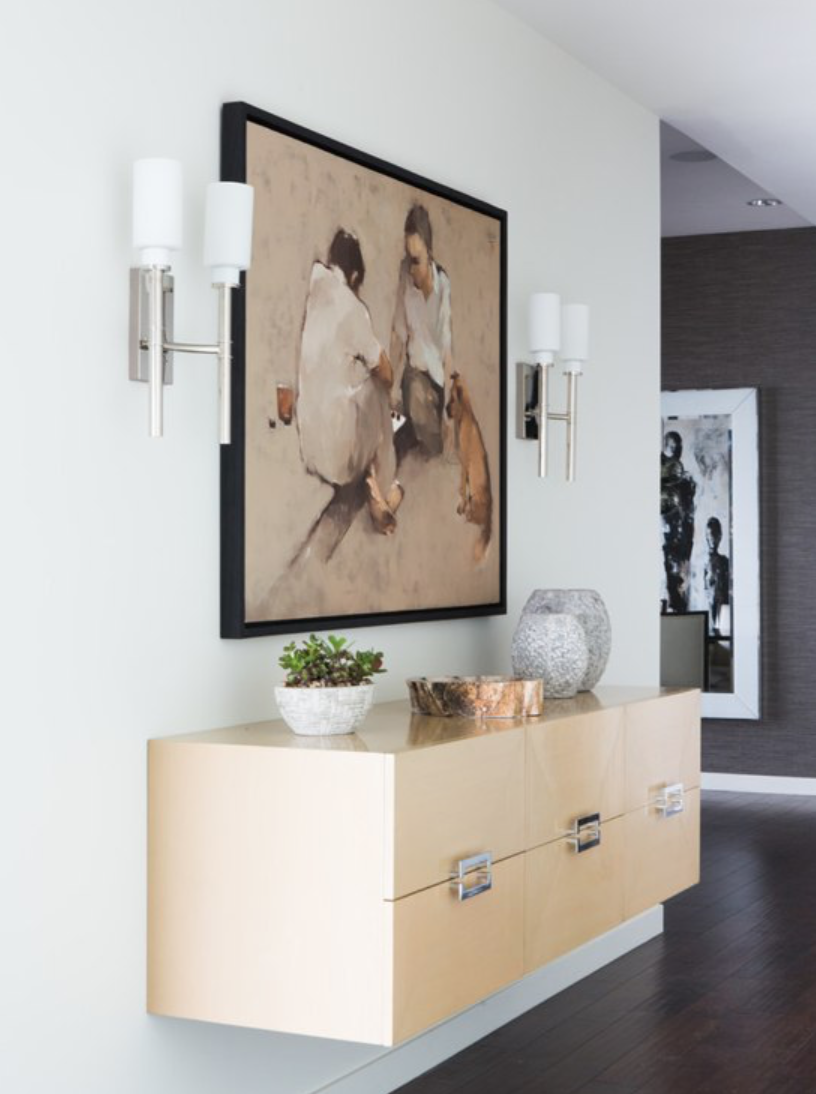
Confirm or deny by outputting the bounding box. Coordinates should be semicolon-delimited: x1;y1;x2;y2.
660;387;760;719
220;102;506;638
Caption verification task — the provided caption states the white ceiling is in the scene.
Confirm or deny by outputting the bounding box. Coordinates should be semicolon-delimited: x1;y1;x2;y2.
494;0;816;235
661;123;809;236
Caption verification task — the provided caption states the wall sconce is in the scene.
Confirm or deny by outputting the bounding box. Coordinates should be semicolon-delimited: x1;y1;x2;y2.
129;158;254;444
516;293;589;480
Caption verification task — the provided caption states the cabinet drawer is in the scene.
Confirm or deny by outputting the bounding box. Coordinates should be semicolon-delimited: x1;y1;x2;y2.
386;729;525;898
624;786;700;918
526;708;625;848
624;691;700;812
524;816;624;972
391;853;524;1044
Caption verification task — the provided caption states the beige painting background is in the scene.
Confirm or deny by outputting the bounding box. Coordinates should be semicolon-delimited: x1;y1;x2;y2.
244;120;502;624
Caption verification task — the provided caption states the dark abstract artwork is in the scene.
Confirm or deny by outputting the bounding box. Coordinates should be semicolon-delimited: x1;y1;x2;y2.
661;412;733;693
660;387;759;720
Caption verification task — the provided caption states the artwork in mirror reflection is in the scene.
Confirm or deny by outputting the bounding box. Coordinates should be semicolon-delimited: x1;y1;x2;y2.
661;412;733;694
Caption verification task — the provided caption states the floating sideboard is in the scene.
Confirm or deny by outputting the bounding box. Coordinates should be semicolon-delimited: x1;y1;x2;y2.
147;685;700;1045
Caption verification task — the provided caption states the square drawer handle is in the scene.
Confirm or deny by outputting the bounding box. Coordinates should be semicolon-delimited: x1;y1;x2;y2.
449;852;493;901
654;783;685;817
567;812;601;854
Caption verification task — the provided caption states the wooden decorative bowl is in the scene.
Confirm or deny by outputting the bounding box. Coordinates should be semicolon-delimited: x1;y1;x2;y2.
406;675;543;719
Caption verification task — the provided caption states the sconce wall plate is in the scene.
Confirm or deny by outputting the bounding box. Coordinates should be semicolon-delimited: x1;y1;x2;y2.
516;361;539;440
129;267;174;385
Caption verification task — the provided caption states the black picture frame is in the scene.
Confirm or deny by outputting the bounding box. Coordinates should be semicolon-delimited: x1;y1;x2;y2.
220;101;507;638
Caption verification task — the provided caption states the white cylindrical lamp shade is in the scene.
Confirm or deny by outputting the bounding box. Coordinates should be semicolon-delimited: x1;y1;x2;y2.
132;158;183;267
204;182;254;286
529;292;561;364
561;304;589;373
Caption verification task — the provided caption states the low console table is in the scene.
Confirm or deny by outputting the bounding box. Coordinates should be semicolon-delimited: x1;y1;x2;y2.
148;685;700;1044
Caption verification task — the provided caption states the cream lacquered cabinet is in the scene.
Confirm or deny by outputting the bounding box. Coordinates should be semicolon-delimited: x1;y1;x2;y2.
148;686;700;1045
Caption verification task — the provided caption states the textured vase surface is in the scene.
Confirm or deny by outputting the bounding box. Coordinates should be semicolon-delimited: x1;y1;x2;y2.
275;684;374;736
521;589;611;691
511;613;589;699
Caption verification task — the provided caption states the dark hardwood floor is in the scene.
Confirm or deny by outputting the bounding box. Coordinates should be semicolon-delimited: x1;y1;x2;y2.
396;792;816;1094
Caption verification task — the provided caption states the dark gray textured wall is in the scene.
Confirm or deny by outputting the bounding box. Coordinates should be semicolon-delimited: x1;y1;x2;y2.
662;228;816;776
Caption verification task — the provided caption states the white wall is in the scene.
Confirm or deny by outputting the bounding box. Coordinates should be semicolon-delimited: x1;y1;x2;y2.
0;2;659;1091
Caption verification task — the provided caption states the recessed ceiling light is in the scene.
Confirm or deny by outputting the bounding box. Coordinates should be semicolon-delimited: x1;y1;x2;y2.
747;197;782;207
669;150;717;163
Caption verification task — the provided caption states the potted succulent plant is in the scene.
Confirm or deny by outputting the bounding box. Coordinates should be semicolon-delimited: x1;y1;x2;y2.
275;634;386;736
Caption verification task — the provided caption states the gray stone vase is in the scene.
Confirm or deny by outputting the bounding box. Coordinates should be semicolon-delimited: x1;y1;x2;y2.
511;612;589;699
519;589;612;691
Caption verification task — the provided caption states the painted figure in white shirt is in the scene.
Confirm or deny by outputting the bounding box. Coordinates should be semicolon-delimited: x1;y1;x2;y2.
297;229;403;535
390;204;452;456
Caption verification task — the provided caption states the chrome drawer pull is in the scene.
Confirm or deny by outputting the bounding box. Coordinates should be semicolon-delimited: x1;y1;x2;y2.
654;782;685;817
450;852;493;901
567;812;601;853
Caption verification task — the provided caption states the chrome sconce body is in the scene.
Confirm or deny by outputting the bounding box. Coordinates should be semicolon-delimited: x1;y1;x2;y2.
517;294;588;481
129;266;234;443
517;360;580;480
128;159;253;444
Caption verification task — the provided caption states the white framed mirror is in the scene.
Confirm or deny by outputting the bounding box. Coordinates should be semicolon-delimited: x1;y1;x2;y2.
660;387;760;719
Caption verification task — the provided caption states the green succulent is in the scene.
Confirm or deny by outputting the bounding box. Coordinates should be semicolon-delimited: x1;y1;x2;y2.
279;634;386;688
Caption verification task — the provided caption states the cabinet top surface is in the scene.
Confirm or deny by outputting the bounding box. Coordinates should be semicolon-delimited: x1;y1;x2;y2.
153;686;697;757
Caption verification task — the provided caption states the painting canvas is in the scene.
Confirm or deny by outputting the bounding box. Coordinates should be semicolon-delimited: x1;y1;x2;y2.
220;103;506;637
660;388;760;719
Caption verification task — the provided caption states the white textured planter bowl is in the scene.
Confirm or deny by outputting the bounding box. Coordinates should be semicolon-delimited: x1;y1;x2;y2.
275;684;374;736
